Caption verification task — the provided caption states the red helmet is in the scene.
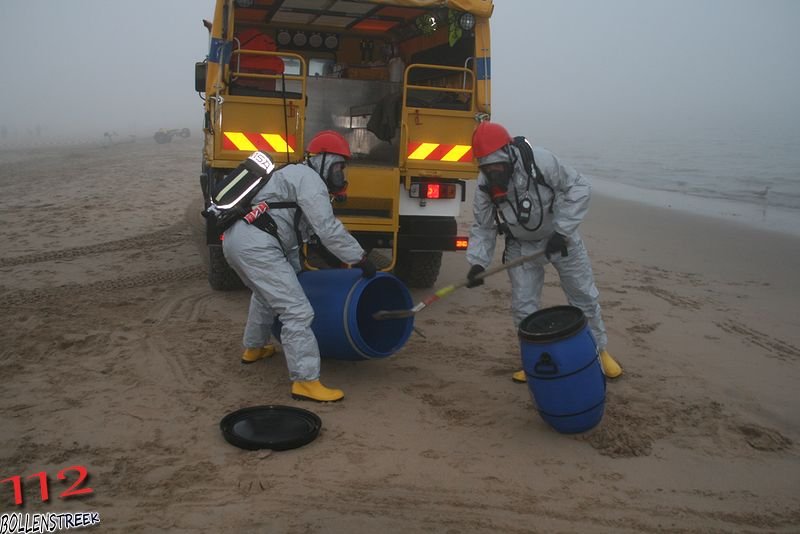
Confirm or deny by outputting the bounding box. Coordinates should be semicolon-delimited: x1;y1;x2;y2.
306;130;351;158
472;121;512;158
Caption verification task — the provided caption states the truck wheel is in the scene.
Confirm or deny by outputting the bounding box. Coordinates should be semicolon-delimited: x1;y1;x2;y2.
154;131;171;144
208;245;245;290
180;128;191;138
394;250;442;288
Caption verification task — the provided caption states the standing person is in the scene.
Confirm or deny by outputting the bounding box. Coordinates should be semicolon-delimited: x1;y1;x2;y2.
465;121;622;380
222;130;377;402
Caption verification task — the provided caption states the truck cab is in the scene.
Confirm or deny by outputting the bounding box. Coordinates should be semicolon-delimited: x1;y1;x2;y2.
197;0;493;289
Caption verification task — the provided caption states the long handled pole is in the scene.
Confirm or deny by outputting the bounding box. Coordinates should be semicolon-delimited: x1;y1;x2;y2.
373;253;538;320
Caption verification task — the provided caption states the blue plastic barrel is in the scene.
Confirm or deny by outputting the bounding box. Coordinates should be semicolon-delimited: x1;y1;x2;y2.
519;306;605;433
274;269;414;361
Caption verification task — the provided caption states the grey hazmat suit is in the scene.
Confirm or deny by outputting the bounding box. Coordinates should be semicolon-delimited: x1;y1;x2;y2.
222;155;365;381
467;144;608;349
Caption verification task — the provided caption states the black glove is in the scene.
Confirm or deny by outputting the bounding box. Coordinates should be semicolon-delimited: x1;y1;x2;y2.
545;233;568;260
356;257;377;278
466;264;485;288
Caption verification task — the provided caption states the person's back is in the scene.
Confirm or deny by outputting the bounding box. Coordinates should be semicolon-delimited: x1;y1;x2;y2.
250;162;361;265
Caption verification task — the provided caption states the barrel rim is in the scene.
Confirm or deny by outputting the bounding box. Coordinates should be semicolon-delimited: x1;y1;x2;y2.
518;305;588;343
343;278;372;360
346;272;414;358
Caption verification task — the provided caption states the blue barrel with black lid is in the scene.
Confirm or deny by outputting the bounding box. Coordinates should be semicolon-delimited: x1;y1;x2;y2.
519;305;605;433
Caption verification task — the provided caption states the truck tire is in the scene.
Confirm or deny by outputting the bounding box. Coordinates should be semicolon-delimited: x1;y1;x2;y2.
180;128;191;138
154;131;172;144
394;250;442;288
208;245;245;290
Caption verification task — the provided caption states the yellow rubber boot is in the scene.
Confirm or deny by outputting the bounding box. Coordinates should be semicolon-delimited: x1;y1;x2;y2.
512;370;527;383
599;350;623;378
241;345;276;364
291;380;344;402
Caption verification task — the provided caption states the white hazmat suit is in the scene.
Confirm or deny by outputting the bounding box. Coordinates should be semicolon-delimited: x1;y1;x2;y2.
467;144;608;350
222;156;365;381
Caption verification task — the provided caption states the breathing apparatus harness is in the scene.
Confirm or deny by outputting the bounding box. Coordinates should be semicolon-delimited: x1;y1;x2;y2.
480;137;555;235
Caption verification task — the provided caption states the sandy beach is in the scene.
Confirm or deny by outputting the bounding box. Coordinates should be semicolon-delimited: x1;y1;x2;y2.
1;138;798;533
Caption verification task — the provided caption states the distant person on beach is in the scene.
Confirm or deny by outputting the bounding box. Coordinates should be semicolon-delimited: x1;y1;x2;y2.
465;121;622;380
222;131;376;402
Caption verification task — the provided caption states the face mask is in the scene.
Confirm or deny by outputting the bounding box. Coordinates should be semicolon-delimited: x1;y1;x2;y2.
327;161;347;191
484;164;512;200
310;154;348;201
326;161;348;202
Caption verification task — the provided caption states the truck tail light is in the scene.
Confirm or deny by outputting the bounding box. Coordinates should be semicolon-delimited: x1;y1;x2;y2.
455;237;468;250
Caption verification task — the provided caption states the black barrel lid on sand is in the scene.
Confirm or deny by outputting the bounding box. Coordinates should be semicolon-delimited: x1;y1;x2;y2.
220;405;322;451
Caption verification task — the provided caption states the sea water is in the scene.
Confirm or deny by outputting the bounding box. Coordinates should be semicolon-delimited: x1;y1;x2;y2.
542;124;800;237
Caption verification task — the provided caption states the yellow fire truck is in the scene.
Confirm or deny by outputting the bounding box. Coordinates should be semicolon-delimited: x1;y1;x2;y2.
196;0;493;289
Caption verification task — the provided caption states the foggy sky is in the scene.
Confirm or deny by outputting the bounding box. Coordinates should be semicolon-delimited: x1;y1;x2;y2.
492;0;800;143
0;0;215;139
1;0;798;142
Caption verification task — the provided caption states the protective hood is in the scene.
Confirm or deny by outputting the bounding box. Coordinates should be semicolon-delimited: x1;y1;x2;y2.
478;145;512;167
368;0;493;18
308;153;347;192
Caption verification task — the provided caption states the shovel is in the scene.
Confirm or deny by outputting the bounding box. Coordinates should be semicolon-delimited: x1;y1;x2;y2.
373;253;538;320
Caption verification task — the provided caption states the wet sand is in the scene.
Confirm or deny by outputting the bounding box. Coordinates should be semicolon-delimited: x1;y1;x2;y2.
1;138;798;532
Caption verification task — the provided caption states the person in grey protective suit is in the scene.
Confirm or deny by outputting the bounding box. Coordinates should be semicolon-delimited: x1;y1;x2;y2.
465;121;622;380
222;130;377;402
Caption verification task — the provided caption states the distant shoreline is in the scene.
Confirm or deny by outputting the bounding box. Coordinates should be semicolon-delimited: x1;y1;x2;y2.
590;175;800;238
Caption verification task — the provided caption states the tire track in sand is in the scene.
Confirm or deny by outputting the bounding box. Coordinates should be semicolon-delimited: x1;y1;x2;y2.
0;265;205;306
715;320;800;361
0;223;191;267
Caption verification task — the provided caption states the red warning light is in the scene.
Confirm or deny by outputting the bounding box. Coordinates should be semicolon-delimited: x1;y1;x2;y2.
455;238;469;250
409;181;458;199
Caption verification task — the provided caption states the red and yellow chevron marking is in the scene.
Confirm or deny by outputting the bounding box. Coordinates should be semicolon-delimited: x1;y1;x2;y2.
223;131;296;153
407;141;473;162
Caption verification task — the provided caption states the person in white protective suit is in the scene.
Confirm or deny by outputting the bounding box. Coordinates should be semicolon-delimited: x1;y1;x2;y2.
465;121;622;380
222;130;377;402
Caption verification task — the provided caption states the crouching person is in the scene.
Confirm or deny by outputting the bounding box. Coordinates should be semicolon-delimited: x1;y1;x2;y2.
223;130;376;402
